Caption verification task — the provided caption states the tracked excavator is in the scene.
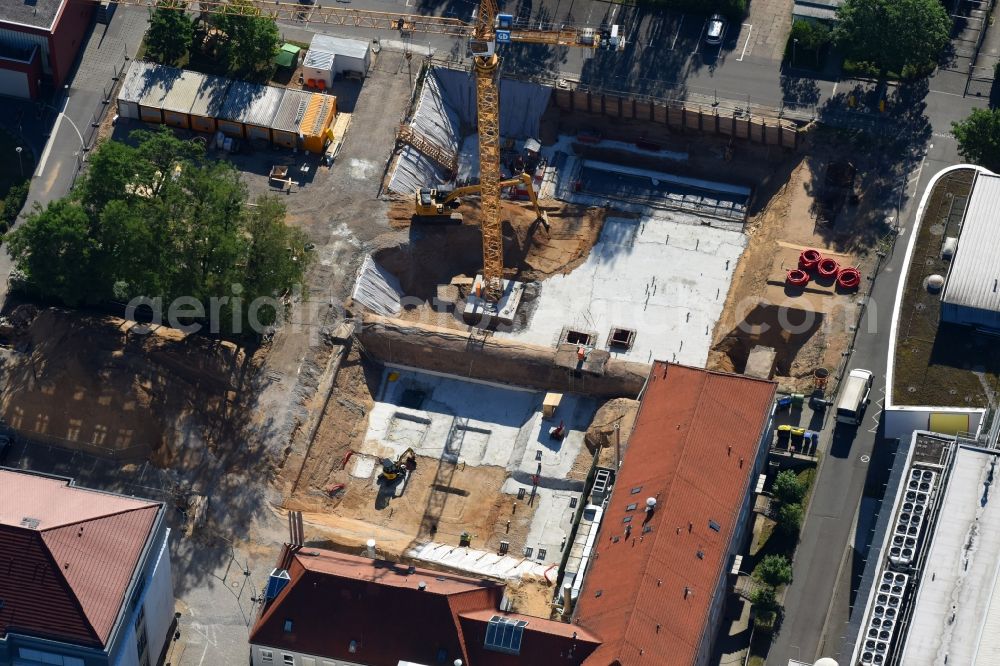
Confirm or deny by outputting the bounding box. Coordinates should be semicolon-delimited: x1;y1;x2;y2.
413;172;546;224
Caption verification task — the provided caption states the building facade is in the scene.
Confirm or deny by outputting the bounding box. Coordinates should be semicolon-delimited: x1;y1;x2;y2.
0;0;94;99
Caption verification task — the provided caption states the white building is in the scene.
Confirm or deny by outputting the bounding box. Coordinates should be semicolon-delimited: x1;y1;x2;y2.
941;170;1000;331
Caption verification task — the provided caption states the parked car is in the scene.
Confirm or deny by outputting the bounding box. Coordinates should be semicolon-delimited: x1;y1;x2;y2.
705;14;726;45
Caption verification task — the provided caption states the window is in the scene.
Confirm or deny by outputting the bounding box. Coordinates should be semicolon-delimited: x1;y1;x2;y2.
136;603;149;664
565;330;592;345
523;546;533;558
261;650;274;663
537;549;547;560
484;615;528;655
630;486;643;495
626;503;637;511
709;519;721;532
283;655;295;666
283;618;294;632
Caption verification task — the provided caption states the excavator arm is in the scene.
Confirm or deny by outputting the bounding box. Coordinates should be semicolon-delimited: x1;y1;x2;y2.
414;173;545;221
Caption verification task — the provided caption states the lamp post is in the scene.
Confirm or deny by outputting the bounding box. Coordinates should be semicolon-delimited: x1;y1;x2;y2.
793;38;799;66
15;146;23;178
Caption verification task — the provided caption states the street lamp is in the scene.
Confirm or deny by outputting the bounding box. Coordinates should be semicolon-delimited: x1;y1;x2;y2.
15;146;23;178
793;38;799;66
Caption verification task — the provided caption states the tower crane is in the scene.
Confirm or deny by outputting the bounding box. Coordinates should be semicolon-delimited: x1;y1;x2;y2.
105;0;624;301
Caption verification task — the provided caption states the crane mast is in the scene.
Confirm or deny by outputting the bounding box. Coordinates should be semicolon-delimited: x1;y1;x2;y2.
471;0;505;301
100;0;623;304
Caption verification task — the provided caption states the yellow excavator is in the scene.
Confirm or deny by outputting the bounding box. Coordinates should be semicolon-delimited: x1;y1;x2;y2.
380;447;417;482
413;172;546;224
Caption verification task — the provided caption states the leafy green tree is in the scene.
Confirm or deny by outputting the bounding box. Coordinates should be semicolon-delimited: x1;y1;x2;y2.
751;584;779;613
1;180;30;229
215;0;279;79
146;7;195;66
777;502;804;538
789;19;831;58
6;200;97;305
952;109;1000;173
772;470;808;505
8;131;308;335
833;0;950;78
754;555;793;588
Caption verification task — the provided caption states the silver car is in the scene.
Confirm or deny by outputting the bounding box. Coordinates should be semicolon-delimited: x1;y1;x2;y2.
705;14;726;45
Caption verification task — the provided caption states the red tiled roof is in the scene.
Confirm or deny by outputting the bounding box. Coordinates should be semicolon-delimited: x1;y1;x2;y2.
0;470;161;647
250;549;602;665
573;363;776;666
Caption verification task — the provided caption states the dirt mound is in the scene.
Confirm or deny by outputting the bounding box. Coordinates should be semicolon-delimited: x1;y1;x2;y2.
0;307;250;463
381;199;605;301
585;398;640;456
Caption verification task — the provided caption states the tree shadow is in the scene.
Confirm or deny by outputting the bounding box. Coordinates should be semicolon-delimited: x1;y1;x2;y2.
806;79;932;252
780;74;822;111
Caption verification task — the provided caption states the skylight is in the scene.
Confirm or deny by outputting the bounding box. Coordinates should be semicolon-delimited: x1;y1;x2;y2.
484;615;527;654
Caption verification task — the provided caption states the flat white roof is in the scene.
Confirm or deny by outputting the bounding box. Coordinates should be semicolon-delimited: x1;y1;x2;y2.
309;34;370;60
900;445;1000;665
942;171;1000;314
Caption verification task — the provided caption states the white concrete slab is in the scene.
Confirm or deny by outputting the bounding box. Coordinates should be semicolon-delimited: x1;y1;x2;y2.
362;368;596;479
498;216;745;366
503;478;579;565
349;454;376;479
408;541;553;580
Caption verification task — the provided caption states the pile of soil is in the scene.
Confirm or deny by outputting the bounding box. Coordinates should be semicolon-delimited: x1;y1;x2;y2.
0;307;250;463
585;398;640;469
383;198;605;299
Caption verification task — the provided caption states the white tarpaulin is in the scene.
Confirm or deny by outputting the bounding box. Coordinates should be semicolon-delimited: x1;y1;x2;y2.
387;66;551;194
351;255;404;316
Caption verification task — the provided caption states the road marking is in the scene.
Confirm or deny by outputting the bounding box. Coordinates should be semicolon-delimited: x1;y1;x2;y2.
670;15;685;51
693;19;706;54
861;455;871;463
927;88;966;97
35;114;62;175
737;23;753;61
832;81;839;97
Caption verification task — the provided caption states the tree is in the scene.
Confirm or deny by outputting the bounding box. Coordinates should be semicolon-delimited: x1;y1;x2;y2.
751;584;779;613
789;19;830;51
5;200;98;305
754;554;793;588
833;0;950;78
772;470;807;505
215;0;279;79
777;502;804;538
8;130;308;335
952;109;1000;173
146;7;194;66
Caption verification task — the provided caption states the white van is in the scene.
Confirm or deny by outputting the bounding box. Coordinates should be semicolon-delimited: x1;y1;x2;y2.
835;368;874;425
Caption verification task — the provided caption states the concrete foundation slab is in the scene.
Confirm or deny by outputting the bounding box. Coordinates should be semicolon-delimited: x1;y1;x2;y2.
463;275;524;327
497;216;745;366
363;367;596;478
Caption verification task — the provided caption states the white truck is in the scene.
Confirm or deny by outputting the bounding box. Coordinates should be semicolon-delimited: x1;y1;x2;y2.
835;368;874;426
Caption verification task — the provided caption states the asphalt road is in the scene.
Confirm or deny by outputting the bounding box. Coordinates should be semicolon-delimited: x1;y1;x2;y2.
282;0;836;115
766;62;989;664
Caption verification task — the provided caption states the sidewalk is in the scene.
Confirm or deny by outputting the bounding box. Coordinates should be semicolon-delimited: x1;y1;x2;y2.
0;5;149;308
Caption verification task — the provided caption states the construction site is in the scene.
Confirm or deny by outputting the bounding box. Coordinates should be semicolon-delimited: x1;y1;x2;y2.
0;0;896;644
